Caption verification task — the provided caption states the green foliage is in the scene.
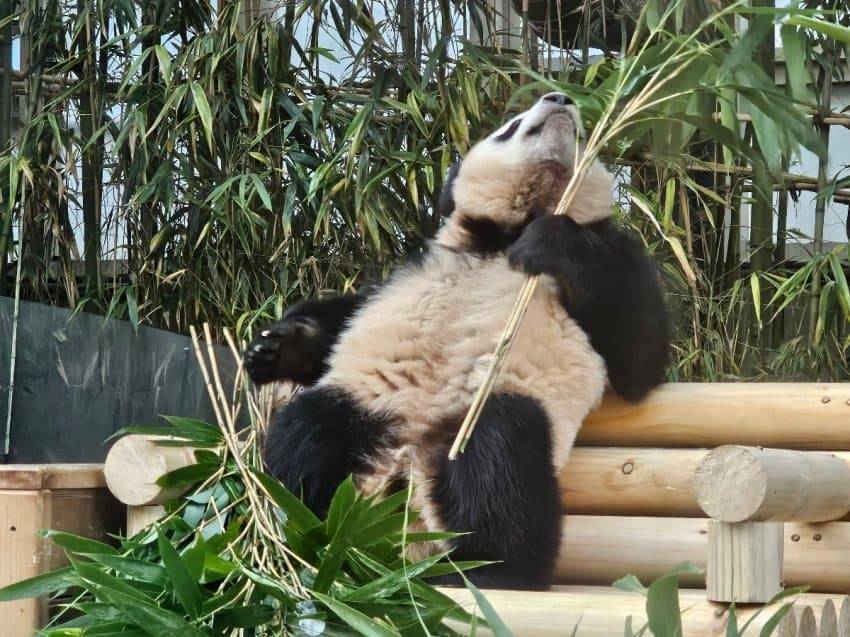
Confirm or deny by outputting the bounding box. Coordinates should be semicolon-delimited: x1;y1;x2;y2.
0;416;487;636
614;563;807;637
2;0;849;381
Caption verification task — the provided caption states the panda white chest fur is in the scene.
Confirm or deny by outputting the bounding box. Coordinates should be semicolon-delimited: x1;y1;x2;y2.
320;247;606;469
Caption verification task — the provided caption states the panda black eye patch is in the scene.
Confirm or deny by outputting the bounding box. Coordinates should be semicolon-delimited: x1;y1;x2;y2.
525;121;545;137
493;118;522;142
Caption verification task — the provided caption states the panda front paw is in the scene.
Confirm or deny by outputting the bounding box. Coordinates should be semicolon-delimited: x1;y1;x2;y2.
507;215;581;277
244;316;324;385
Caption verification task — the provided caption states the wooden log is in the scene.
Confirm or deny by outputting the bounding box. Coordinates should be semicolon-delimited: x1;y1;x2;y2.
707;520;783;603
103;435;197;506
694;446;850;523
581;384;850;450
557;515;707;587
104;437;708;517
103;439;850;521
555;516;850;593
820;600;838;637
561;447;704;516
441;586;845;637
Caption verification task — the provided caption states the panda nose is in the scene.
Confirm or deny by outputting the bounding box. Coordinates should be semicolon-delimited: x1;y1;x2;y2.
541;92;573;106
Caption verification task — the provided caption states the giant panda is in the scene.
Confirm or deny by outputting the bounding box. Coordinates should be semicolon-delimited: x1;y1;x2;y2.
244;92;670;590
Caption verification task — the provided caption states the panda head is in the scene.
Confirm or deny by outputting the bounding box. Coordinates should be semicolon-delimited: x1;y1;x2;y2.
436;92;614;253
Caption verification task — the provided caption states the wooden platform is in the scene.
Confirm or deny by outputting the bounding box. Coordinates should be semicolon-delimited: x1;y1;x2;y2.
12;382;850;636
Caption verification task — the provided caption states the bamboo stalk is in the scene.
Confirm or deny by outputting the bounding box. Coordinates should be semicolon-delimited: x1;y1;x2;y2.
809;65;833;344
2;196;22;458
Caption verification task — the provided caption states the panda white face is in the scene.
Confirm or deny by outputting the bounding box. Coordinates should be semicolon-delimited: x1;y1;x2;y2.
477;93;584;168
436;92;612;253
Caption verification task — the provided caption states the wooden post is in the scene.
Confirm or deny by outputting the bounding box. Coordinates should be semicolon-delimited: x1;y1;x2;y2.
838;597;850;637
820;599;839;637
707;520;783;603
799;606;818;637
693;446;850;523
126;504;166;536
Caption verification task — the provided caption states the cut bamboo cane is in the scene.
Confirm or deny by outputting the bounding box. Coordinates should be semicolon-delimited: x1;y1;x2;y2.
441;586;844;637
693;446;850;522
103;435;197;506
580;384;850;449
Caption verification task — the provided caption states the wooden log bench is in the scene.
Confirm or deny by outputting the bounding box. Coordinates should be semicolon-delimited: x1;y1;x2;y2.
14;382;850;635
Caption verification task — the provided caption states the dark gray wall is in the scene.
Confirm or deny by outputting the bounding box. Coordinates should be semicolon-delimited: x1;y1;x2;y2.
0;298;236;462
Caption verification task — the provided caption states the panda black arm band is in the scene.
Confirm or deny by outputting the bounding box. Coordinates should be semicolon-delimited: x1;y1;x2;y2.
507;216;670;402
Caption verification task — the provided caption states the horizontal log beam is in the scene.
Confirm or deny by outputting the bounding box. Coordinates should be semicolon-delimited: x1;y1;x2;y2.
556;516;850;594
561;447;705;516
104;437;850;519
581;384;850;450
442;586;847;637
694;446;850;523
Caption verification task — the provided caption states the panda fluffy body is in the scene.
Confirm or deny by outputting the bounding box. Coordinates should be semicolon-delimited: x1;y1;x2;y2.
245;93;670;589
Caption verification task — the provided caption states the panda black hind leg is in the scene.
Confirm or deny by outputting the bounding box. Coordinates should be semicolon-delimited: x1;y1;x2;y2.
263;386;392;517
427;393;562;590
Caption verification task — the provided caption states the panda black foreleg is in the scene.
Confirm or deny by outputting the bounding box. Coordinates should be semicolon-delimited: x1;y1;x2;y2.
427;393;562;590
263;385;391;517
507;215;670;402
245;292;372;386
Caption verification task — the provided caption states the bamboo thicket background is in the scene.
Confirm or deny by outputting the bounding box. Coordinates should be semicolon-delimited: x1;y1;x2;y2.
1;0;850;381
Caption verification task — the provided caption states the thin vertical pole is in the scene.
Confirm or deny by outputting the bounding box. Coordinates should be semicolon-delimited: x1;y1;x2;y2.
809;65;832;343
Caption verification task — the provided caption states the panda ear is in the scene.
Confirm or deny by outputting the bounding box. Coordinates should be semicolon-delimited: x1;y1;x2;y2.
437;161;462;218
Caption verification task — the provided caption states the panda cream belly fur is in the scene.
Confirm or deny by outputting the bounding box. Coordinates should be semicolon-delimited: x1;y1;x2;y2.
320;247;607;474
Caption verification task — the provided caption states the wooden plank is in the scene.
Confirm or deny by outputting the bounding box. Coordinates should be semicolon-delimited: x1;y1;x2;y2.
581;383;850;449
707;520;783;603
0;490;48;636
555;516;850;593
0;464;106;490
442;586;845;637
0;471;121;636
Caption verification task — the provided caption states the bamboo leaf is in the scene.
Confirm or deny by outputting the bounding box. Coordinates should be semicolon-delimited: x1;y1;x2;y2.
157;529;204;619
0;567;73;601
190;82;214;153
314;592;402;637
